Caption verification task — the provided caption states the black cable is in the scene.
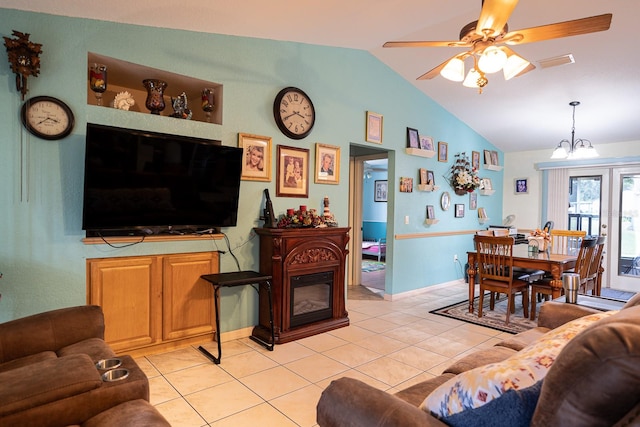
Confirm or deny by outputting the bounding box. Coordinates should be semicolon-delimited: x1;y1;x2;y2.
98;233;146;248
222;232;241;271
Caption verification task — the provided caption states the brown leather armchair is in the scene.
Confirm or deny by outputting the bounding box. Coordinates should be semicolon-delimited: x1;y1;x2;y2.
0;305;168;426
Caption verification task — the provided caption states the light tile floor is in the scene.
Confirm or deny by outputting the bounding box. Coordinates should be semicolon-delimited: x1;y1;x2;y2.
138;280;509;426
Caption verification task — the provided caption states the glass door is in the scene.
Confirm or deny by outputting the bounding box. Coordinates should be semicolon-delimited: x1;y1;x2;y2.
568;168;609;288
609;167;640;291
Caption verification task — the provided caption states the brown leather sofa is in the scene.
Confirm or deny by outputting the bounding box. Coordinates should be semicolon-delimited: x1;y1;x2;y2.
0;305;170;426
317;294;640;427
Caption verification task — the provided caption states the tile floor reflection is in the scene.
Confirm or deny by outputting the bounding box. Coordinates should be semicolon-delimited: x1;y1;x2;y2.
139;280;508;426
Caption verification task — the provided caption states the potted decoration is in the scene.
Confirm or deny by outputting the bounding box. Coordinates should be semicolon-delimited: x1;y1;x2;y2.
448;152;480;195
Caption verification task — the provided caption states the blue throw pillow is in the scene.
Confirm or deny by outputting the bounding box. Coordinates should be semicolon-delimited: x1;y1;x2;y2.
442;380;542;427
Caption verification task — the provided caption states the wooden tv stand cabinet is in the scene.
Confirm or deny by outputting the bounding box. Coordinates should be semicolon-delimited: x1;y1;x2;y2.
86;250;219;355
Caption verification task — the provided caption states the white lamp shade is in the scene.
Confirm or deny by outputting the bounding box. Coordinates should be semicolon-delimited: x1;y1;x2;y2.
463;69;482;88
551;145;568;159
478;46;507;74
582;145;599;158
503;53;531;80
440;57;465;82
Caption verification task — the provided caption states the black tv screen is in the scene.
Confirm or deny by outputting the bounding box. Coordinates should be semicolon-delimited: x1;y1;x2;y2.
82;123;242;236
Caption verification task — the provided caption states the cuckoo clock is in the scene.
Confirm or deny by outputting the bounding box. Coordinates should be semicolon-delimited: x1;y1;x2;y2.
3;30;42;100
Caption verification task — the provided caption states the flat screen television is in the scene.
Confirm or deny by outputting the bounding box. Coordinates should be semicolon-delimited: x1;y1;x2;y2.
82;123;242;236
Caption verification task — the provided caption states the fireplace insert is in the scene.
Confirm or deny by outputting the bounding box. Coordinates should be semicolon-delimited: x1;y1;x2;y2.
290;271;333;328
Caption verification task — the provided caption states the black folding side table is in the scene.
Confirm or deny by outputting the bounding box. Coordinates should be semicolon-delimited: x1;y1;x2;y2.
198;271;274;364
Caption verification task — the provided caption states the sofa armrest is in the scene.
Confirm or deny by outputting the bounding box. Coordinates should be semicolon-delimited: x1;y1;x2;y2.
0;305;105;363
0;354;101;418
317;377;446;427
537;301;601;330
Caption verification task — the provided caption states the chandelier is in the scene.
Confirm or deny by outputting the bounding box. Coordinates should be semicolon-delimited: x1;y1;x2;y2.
439;44;534;94
551;101;598;160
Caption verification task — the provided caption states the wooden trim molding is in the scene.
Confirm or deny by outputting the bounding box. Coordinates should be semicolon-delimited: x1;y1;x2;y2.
82;233;224;245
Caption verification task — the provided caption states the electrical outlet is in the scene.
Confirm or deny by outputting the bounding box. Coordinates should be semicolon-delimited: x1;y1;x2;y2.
453;254;458;262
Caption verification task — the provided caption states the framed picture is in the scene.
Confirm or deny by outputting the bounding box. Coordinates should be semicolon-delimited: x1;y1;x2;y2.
419;135;434;151
481;178;493;190
491;150;499;166
419;168;428;185
440;192;451;211
483;149;492;165
400;177;413;192
438;141;448;162
472;151;480;171
407;127;419;148
469;192;478;210
426;205;435;219
366;111;383;144
427;170;435;186
276;145;309;198
515;178;529;194
238;133;271;181
455;203;465;218
374;180;388;202
315;143;340;184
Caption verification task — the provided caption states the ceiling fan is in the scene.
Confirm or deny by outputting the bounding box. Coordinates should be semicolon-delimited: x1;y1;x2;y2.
383;0;612;92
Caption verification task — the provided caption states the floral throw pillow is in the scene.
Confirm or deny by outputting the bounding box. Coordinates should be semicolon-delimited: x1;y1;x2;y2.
421;311;616;418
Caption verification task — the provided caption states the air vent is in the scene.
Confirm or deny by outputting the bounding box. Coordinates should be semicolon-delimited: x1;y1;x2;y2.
538;54;575;69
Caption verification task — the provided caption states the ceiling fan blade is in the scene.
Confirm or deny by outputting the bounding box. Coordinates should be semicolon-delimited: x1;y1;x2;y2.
476;0;519;38
417;56;458;80
383;40;470;48
503;13;612;45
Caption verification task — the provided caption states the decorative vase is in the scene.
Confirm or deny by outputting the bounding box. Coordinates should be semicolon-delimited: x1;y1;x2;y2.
142;79;168;114
89;63;107;106
454;188;468;196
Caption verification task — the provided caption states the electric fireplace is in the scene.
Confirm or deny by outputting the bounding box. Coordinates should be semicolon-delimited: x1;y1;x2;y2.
252;227;350;344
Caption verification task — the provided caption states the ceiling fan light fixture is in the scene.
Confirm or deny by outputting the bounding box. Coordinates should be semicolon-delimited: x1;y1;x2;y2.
440;57;465;82
503;52;531;80
477;46;507;74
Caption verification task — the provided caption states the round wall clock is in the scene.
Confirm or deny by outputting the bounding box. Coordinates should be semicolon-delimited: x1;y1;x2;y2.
21;96;75;140
273;87;315;140
440;192;451;211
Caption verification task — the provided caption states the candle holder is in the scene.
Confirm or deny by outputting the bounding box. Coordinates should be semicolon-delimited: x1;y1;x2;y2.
142;79;168;114
201;88;215;122
89;63;107;106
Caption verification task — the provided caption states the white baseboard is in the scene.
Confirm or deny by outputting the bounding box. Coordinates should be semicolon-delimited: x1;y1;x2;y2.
384;279;466;301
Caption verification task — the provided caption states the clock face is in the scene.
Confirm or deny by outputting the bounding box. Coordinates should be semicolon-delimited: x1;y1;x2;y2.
273;87;315;140
21;96;75;140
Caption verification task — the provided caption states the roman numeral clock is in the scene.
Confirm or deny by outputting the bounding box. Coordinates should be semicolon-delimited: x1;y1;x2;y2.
273;87;315;140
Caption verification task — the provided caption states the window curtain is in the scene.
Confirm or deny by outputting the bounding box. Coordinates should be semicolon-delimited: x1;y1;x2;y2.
547;168;569;229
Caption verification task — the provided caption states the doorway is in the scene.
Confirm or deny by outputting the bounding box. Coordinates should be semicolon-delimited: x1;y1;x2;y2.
568;166;640;292
348;145;389;295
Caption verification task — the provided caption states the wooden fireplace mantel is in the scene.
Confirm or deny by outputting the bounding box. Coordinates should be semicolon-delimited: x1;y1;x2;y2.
252;227;350;344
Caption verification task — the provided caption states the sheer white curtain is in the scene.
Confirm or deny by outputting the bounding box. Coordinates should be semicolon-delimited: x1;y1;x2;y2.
547;168;570;229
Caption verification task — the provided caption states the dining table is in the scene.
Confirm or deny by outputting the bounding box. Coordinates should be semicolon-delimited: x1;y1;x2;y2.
466;244;577;314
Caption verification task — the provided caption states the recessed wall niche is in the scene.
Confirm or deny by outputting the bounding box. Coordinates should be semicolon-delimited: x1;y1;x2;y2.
87;52;223;125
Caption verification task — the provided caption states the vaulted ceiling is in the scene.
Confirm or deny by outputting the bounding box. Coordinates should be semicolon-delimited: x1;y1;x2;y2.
4;0;638;153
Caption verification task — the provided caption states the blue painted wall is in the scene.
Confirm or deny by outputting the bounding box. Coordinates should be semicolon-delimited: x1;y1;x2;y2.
0;9;502;330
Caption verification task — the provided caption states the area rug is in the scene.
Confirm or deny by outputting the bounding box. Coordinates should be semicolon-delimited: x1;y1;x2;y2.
362;260;385;273
431;289;635;335
430;294;537;334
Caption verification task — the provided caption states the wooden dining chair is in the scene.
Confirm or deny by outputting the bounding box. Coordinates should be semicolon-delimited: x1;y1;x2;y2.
474;235;529;325
530;236;598;320
582;236;606;295
550;229;587;255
